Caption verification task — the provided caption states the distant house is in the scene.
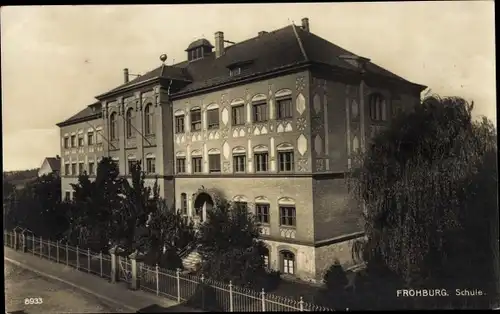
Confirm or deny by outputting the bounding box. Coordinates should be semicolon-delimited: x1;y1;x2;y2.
38;156;61;177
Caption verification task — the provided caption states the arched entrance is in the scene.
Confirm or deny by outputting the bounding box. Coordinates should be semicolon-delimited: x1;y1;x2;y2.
193;192;214;222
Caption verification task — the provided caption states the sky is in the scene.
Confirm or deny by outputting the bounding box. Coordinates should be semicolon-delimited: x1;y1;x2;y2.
1;3;496;171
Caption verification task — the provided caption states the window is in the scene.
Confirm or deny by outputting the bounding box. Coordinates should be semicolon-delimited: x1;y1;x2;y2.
234;201;248;210
278;151;294;172
64;164;70;175
262;247;270;269
128;160;136;174
78;136;84;147
281;251;295;275
254;152;269;172
181;193;187;215
190;109;202;131
209;154;221;173
64;137;69;149
369;94;387;121
280;206;296;227
256;204;270;224
146;157;155;174
65;191;71;201
229;67;241;76
175;115;185;133
88;162;95;175
110;112;117;140
232;105;245;126
277;98;293;119
71;163;77;175
144;104;154;135
87;132;94;145
126;108;134;138
252;101;268;123
79;162;84;175
233;154;246;173
192;157;202;173
207;109;219;129
70;135;76;147
176;158;186;174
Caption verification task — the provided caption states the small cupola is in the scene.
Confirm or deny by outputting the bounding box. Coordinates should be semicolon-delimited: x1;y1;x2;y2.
186;39;214;62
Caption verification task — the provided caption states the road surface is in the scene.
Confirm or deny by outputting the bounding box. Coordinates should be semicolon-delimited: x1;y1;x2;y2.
4;260;127;313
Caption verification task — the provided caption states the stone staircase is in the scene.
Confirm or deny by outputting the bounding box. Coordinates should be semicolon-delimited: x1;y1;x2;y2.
181;250;202;271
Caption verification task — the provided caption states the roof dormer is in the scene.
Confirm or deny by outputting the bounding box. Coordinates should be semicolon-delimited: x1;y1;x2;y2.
186;39;214;62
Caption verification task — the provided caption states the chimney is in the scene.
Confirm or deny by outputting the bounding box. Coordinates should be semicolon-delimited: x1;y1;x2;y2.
123;68;129;83
301;18;310;32
215;31;225;58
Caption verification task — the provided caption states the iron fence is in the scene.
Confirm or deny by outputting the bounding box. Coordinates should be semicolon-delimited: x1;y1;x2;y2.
4;230;334;312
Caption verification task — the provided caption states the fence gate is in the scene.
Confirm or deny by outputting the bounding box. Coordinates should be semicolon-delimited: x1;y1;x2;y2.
118;256;132;284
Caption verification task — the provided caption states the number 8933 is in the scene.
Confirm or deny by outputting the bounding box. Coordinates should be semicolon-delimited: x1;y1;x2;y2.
24;297;43;305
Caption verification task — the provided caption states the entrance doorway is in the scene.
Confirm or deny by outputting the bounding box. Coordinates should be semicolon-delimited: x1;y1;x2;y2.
193;192;214;222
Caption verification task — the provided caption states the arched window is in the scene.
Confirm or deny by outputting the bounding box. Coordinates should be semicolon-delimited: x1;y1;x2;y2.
144;104;154;135
255;196;270;225
280;250;295;275
145;153;155;174
277;143;294;172
232;147;246;173
278;197;296;227
126;108;134;138
261;246;270;269
180;193;187;215
109;112;117;140
253;145;269;173
369;93;387;122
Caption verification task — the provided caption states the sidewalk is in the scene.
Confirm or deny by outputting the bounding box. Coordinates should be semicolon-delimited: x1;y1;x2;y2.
4;246;202;313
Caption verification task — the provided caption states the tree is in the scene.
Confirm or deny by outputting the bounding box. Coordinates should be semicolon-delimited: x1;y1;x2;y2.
4;173;66;239
348;96;498;309
66;157;123;251
196;199;270;288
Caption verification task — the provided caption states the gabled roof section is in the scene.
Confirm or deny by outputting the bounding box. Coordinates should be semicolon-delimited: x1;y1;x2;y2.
56;102;102;127
46;157;61;172
97;65;191;98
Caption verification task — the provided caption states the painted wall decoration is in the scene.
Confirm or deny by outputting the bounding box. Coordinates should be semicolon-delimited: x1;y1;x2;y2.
314;134;323;155
277;121;293;133
313;93;321;114
351;99;359;119
222;141;230;159
253;125;269;136
297;134;308;156
221;107;229;126
315;159;325;172
232;127;247;138
296;76;306;92
296;93;306;115
298;158;309;172
296;118;306;131
280;228;296;239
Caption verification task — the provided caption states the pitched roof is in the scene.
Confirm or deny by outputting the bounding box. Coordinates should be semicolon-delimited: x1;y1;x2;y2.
186;38;214;50
56;102;102;126
46;157;61;172
96;23;425;99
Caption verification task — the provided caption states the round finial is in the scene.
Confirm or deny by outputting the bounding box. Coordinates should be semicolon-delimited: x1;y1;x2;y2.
160;54;168;63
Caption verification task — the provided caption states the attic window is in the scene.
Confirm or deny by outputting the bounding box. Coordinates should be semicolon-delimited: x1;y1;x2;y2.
229;67;241;77
189;47;204;61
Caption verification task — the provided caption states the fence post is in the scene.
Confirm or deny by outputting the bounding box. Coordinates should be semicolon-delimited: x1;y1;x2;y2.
176;268;181;302
100;252;103;277
155;264;159;296
201;274;205;310
32;236;35;255
40;236;42;257
129;251;139;290
109;246;118;284
66;243;69;266
76;246;80;270
299;297;304;311
56;241;60;263
87;248;91;273
48;239;51;260
22;234;27;253
261;288;266;312
13;231;17;250
229;281;234;312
